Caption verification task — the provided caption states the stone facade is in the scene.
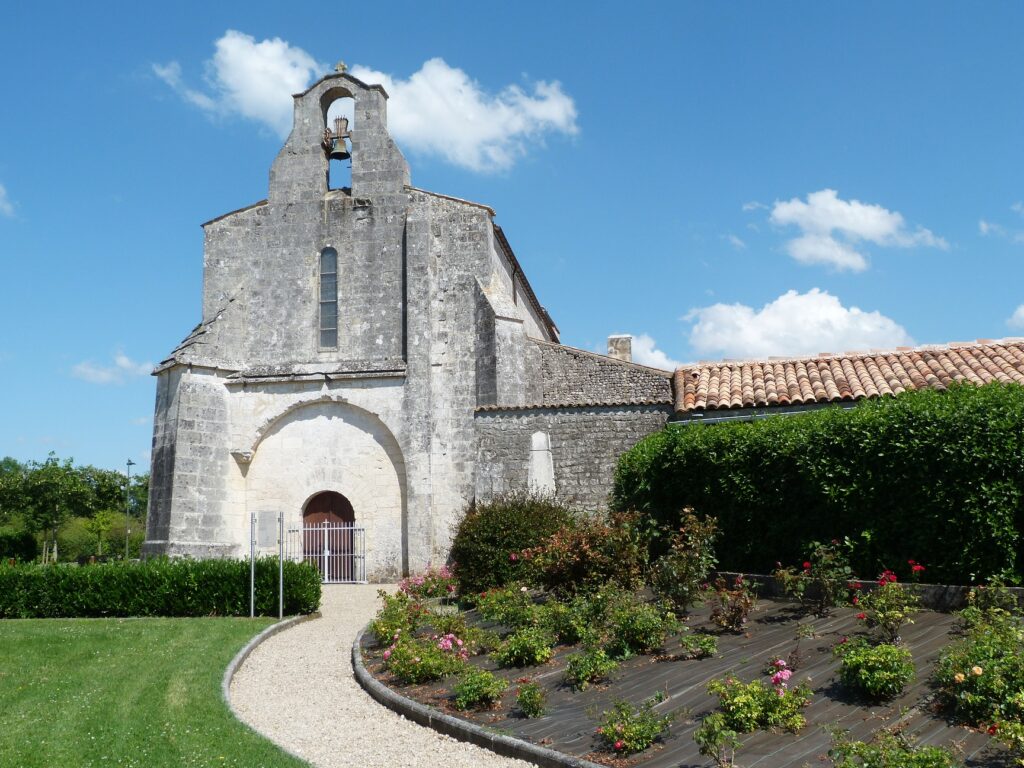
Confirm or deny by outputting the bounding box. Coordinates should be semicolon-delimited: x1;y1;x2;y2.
145;72;673;580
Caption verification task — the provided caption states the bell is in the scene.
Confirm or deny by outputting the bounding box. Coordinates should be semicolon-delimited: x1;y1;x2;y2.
329;138;351;162
328;116;351;162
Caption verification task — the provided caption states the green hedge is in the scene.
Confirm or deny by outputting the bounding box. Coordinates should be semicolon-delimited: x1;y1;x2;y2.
613;383;1024;584
0;557;321;618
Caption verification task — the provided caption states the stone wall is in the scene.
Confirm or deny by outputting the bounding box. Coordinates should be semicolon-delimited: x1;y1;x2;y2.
531;340;673;405
474;404;672;511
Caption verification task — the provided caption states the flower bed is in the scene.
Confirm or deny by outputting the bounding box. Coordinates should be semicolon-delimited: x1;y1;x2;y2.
360;584;1012;767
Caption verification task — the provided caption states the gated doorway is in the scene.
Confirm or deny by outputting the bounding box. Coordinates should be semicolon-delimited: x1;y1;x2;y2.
288;491;366;583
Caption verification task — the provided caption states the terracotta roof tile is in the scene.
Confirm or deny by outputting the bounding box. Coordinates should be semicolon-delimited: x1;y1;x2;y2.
672;339;1024;413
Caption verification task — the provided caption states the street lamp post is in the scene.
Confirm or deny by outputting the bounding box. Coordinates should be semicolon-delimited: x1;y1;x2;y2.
125;459;136;560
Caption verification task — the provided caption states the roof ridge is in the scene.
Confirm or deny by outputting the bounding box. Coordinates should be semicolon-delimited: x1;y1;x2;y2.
676;337;1024;371
530;338;675;377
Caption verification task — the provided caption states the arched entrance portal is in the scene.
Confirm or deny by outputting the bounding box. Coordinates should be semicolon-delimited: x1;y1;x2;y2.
302;491;363;582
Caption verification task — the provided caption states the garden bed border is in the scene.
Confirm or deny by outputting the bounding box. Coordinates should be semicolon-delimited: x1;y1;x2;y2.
222;610;322;762
352;625;605;768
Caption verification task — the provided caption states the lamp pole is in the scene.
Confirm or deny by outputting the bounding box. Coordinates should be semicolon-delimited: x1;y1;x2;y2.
125;459;136;560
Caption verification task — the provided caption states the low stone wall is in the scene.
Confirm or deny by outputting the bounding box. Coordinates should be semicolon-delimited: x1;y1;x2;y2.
474;404;671;511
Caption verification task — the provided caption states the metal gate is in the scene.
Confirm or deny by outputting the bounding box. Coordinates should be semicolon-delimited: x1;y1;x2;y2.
286;522;366;583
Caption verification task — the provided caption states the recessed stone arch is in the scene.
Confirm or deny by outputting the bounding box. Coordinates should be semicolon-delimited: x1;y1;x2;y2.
243;398;407;579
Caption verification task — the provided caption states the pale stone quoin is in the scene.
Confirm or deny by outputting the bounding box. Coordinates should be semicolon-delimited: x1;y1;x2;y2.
144;71;673;579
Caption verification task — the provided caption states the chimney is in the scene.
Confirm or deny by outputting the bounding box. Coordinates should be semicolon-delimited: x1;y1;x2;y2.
607;335;632;363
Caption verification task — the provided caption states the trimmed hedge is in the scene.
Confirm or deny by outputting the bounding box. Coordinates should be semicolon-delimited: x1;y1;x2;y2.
612;383;1024;584
0;557;321;618
449;493;574;595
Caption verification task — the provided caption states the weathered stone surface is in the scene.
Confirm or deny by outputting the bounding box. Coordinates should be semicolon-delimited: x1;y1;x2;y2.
145;71;674;579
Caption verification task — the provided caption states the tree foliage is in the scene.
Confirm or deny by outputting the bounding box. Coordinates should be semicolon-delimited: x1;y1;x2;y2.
0;455;150;560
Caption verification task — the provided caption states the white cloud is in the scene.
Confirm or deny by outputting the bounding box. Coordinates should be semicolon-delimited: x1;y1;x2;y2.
155;33;577;172
978;212;1024;243
72;352;154;385
154;30;323;137
723;233;746;250
979;219;1003;237
1008;305;1024;329
350;58;577;172
742;201;768;212
769;189;947;272
1011;201;1024;216
685;288;913;359
629;334;682;370
0;183;14;217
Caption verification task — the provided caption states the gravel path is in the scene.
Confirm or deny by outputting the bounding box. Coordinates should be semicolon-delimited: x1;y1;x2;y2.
230;584;534;768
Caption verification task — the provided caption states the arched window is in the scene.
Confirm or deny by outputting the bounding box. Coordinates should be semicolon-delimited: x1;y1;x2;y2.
319;247;338;348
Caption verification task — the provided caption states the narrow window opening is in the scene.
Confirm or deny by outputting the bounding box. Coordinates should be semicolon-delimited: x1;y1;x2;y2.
319;247;338;348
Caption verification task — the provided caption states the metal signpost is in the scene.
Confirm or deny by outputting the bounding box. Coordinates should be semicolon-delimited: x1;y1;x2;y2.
278;512;284;620
249;512;256;619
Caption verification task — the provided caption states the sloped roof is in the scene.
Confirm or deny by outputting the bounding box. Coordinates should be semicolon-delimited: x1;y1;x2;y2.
672;339;1024;414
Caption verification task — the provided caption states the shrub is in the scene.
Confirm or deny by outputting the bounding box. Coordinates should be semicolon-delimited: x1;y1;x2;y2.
828;726;963;767
775;538;857;615
382;635;468;684
449;494;573;594
605;601;679;659
959;578;1021;631
595;692;674;754
651;510;718;613
522;509;649;596
833;638;914;700
933;608;1024;724
453;668;506;710
398;564;457;599
0;525;37;562
536;598;587;645
612;383;1024;584
371;589;425;646
424;612;500;655
678;631;718;659
694;713;742;768
564;647;618;690
992;721;1024;767
515;679;546;717
475;584;537;628
856;578;920;643
709;575;757;631
707;675;812;733
491;625;554;667
0;557;320;618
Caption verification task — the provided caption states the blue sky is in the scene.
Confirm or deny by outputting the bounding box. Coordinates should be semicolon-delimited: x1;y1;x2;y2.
1;1;1023;471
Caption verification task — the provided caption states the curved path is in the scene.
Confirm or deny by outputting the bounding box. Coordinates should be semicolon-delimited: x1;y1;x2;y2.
230;584;533;768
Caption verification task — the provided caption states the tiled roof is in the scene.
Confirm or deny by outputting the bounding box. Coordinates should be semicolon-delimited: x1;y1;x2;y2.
672;339;1024;414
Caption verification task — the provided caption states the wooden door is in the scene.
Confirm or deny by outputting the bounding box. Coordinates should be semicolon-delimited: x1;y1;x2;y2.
303;492;355;581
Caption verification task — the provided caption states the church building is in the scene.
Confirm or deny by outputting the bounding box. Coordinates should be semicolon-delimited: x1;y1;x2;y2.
144;70;1024;581
142;71;674;579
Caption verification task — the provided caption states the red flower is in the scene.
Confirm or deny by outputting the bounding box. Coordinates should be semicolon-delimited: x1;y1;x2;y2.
802;561;812;570
912;564;926;573
509;552;518;562
614;740;625;751
856;612;867;620
987;724;998;735
852;596;859;605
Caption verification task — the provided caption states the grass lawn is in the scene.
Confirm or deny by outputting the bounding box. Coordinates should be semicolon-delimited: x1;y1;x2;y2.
0;617;308;768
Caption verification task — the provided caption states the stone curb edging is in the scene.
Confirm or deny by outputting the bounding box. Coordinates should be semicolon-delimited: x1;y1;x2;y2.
221;611;322;763
351;626;606;768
